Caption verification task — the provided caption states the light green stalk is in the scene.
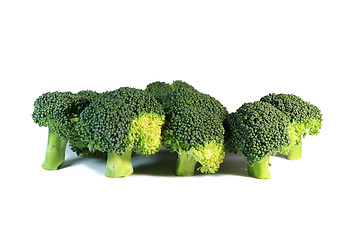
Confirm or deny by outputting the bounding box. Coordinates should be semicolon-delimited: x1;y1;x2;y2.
247;155;271;179
42;129;68;170
105;150;133;178
175;152;197;176
287;140;302;160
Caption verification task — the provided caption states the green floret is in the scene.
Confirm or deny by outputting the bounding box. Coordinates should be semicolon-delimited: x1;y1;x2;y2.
32;91;95;170
145;80;228;176
260;93;322;160
77;90;100;102
163;107;225;175
145;81;173;104
171;80;197;91
163;88;228;121
225;101;292;179
68;90;101;155
76;87;165;178
145;80;196;105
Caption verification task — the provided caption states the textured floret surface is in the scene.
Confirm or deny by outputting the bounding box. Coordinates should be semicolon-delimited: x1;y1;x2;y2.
76;87;165;156
260;93;322;137
163;88;228;121
225;101;291;165
163;106;225;173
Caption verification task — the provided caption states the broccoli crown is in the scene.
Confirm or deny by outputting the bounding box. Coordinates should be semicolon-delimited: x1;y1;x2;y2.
77;87;165;156
145;81;173;104
163;106;225;173
77;90;100;102
260;93;322;136
225;101;291;165
163;88;228;121
164;107;224;150
171;80;197;91
32;91;91;141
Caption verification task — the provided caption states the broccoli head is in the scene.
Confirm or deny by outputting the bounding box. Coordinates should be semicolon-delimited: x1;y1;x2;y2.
170;80;197;91
77;90;100;102
260;93;322;160
163;88;228;121
145;81;173;104
32;91;95;170
225;101;293;179
76;87;166;178
145;80;197;105
163;106;225;175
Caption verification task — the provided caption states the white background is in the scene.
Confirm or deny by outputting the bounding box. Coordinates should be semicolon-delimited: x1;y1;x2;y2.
1;1;359;239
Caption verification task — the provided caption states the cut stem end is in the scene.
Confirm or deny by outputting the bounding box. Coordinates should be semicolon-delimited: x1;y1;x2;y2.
105;150;134;178
287;141;302;160
247;155;271;179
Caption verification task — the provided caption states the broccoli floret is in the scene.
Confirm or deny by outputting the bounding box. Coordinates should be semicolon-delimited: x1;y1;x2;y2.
77;90;100;102
260;93;322;160
163;106;225;175
145;80;197;105
225;101;293;179
171;80;197;91
67;90;101;155
163;88;228;121
76;87;166;178
32;91;94;170
153;82;228;176
145;81;173;104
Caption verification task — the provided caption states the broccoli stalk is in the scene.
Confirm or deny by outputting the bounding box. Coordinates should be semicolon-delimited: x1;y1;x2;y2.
247;155;271;179
42;129;68;170
105;150;133;178
287;140;302;160
175;152;197;176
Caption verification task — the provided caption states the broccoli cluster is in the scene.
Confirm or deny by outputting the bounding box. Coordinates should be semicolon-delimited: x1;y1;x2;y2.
147;81;228;175
225;94;322;179
32;87;165;177
33;82;322;179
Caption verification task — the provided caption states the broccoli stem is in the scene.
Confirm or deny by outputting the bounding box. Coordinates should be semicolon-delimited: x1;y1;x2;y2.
105;150;133;178
247;155;271;179
287;140;302;160
42;129;68;170
175;152;197;176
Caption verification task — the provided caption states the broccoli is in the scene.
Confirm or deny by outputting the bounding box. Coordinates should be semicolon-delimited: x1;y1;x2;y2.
68;90;101;155
77;90;100;102
170;80;197;91
32;91;96;170
76;87;166;178
163;87;228;122
260;93;322;160
145;81;173;104
163;106;225;175
157;82;228;176
144;80;197;104
225;101;293;179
